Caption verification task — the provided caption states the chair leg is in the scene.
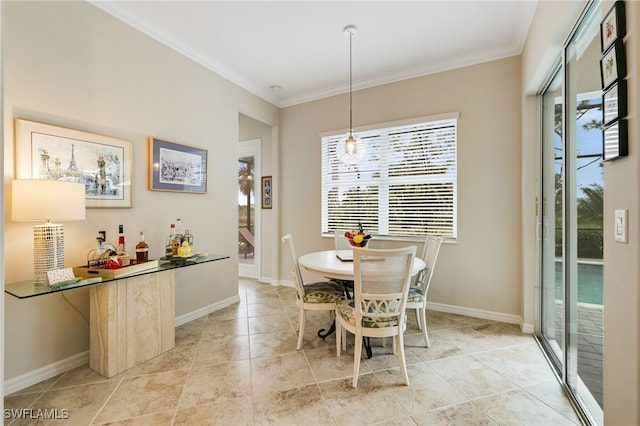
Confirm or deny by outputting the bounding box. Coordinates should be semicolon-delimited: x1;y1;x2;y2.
397;333;410;386
336;319;342;357
415;308;422;330
420;307;430;348
296;309;306;350
352;333;363;388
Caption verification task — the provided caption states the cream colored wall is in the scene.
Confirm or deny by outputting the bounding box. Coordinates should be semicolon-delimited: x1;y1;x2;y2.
2;1;278;381
601;2;640;423
522;1;640;424
280;57;523;318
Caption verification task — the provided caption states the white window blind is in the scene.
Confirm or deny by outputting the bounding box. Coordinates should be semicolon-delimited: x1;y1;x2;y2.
321;116;457;239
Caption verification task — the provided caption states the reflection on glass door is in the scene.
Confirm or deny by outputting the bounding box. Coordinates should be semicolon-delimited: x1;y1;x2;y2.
539;2;603;425
238;139;261;279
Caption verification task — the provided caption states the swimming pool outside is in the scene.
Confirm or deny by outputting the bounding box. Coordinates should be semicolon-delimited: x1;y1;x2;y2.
555;260;603;305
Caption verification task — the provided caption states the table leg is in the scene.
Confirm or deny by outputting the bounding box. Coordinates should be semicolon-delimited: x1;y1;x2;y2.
318;320;336;339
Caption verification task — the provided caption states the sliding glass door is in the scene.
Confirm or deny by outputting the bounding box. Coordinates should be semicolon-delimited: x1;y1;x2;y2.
538;1;603;424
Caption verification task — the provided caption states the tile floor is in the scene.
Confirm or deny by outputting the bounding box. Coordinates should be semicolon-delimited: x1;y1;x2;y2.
5;279;582;425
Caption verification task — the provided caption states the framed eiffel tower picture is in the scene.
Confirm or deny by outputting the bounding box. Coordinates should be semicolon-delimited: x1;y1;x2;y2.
15;118;132;208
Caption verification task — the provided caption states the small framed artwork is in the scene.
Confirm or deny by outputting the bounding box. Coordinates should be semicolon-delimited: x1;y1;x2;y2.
261;176;272;209
601;0;626;52
15;118;132;208
600;39;625;90
603;119;628;162
603;80;627;127
149;137;207;193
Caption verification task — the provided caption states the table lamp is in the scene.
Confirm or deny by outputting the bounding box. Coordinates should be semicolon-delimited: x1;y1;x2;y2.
12;179;86;287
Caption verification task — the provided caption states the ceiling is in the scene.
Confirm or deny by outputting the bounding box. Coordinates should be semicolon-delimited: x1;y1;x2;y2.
90;1;539;107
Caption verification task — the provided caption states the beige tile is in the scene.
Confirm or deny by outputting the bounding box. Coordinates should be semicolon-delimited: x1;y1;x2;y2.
305;345;373;382
371;417;418;426
175;315;206;346
124;342;196;378
249;329;299;359
208;302;248;321
193;335;250;365
408;327;495;362
524;380;582;424
471;345;556;388
252;383;333;426
412;401;497;426
247;301;285;318
471;322;534;347
94;410;175;425
179;360;252;408
201;317;249;338
375;363;466;414
5;279;584;426
319;374;408;426
473;389;577;425
251;352;315;394
93;370;187;424
11;381;119;426
174;396;254;426
49;364;118;390
248;314;292;335
429;355;517;399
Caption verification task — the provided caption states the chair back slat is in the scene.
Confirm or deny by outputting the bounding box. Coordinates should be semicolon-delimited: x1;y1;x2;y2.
281;234;306;301
353;246;416;325
418;235;443;292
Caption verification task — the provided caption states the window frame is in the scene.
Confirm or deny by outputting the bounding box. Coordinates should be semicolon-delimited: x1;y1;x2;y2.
320;112;459;240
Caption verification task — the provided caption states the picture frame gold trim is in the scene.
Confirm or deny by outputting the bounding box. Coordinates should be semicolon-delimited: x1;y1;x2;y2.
15;118;132;208
149;137;208;193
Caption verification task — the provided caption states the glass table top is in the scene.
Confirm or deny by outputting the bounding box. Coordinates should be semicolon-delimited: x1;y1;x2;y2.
5;254;229;299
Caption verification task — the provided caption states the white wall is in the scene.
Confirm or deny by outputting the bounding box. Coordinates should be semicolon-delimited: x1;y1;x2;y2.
2;1;278;382
279;57;524;321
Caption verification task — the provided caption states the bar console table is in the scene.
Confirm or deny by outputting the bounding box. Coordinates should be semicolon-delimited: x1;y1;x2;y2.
5;254;229;378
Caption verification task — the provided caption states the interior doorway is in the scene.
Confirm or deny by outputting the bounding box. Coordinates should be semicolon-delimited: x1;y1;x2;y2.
238;139;261;279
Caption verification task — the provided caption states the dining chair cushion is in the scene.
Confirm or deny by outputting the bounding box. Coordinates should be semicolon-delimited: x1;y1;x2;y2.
302;282;345;303
407;285;425;303
336;299;406;328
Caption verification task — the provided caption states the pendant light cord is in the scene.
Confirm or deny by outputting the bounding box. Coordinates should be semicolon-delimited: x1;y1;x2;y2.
349;29;354;136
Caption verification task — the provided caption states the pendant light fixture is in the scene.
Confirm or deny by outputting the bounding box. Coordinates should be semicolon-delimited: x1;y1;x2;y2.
341;24;364;164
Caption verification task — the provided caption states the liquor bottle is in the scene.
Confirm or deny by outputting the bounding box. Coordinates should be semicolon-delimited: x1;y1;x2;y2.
116;224;131;266
172;219;183;255
166;223;176;257
183;229;194;248
135;231;149;263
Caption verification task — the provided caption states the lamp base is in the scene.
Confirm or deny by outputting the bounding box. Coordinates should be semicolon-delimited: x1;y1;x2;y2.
33;223;65;287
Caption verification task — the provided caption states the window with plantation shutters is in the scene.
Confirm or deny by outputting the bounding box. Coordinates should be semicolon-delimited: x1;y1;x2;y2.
321;114;457;239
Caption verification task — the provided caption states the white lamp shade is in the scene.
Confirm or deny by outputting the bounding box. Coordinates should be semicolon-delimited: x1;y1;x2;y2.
12;179;86;222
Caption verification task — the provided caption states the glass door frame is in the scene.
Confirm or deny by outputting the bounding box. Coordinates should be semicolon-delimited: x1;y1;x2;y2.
536;1;604;424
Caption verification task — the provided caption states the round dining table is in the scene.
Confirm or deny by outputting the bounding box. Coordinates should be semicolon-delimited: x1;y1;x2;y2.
298;249;426;357
298;249;426;281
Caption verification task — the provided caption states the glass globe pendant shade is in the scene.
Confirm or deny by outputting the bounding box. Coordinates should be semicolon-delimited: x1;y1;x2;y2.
345;133;358;154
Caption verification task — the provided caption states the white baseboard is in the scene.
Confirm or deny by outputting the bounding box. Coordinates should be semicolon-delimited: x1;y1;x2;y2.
6;295;242;394
175;295;240;327
277;282;531;333
427;301;531;333
4;351;90;395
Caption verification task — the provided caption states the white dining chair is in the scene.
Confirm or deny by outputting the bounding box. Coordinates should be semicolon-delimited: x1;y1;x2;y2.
406;235;443;347
335;245;416;387
282;234;345;350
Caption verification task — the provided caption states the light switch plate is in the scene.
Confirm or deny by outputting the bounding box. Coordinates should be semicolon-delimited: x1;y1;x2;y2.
614;209;628;243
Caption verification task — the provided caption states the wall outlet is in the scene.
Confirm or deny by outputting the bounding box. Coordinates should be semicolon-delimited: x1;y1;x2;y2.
614;209;628;243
